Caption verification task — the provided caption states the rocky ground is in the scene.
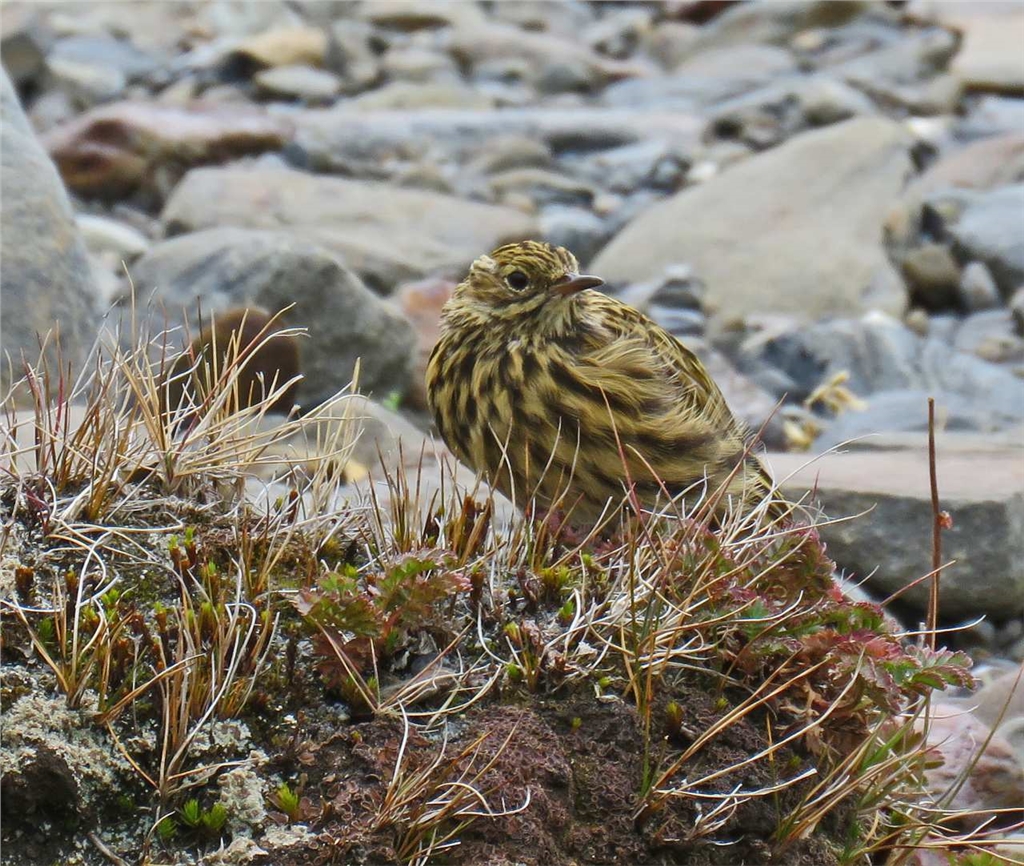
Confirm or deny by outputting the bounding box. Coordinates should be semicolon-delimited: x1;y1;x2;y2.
1;1;1023;864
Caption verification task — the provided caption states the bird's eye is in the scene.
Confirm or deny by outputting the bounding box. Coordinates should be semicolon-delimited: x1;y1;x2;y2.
506;270;529;291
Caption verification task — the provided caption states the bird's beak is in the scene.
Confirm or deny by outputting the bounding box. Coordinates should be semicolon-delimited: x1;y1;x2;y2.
551;273;604;297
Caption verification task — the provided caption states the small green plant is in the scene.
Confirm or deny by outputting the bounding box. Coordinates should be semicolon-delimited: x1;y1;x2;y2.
155;815;177;844
501;619;547;692
178;798;228;838
294;551;471;692
270;782;304;823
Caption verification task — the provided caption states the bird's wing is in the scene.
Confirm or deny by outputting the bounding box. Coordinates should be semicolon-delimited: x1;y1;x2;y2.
573;293;740;435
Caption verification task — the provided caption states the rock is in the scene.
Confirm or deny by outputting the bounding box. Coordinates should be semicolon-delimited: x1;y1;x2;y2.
958;95;1024;140
48;33;162;85
75;214;150;263
689;1;869;52
707;74;877;149
615;264;706;318
393;277;456;411
735;311;1024;427
0;67;97;393
904;307;931;338
226;26;328;72
900;243;961;311
972;667;1024;733
677;42;797;81
392;162;454;194
490;1;595;38
538;206;611;265
814;389;1022;451
569;139;686;194
954;309;1024;364
641;20;701;70
60;2;200;53
349;81;496;111
958;261;1002;312
466;135;553;176
381;47;459;84
583;8;653;60
356;0;485;32
916;187;980;241
487;168;594;208
160;165;536;293
1;5;50;88
921;704;1024;829
592;117;912;319
1011;288;1024;336
770;436;1024;617
43;101;292;203
131;228;415;405
253;64;341;103
325;19;379;94
0;688;132;829
51;58;127;107
605;42;800;110
946;185;1024;297
450;20;643;94
832;25;960;100
947;4;1024;95
908;133;1024;200
291;108;703;178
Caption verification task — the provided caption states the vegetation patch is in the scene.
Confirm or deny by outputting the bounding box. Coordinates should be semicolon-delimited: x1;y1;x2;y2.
0;319;1010;866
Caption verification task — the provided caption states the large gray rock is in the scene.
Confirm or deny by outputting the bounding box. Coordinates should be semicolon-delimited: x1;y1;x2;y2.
130;228;415;405
0;67;97;392
947;184;1024;297
591;117;912;319
772;434;1024;618
161;165;537;292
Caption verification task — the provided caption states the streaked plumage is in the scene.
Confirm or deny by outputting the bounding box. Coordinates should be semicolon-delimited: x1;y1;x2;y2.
425;241;779;523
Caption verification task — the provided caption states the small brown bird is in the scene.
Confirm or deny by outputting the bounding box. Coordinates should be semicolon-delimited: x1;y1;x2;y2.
161;308;300;424
426;241;780;524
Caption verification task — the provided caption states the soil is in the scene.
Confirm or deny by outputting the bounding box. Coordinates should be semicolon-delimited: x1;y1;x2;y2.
236;686;842;866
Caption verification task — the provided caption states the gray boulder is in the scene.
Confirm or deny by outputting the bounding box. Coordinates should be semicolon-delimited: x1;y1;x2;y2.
947;184;1024;297
161;165;537;292
591;117;912;319
0;66;96;391
130;228;415;405
772;434;1024;619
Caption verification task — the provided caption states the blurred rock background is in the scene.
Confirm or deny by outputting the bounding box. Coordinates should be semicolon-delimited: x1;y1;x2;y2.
1;0;1022;739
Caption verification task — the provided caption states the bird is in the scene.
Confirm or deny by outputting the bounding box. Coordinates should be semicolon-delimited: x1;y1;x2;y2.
160;307;300;426
425;241;782;526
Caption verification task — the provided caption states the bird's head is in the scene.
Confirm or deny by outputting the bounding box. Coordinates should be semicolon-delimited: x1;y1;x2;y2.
453;241;604;327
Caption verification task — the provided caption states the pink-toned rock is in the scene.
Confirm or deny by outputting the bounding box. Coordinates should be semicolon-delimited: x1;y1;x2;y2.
43;101;292;201
920;703;1024;829
394;277;456;411
944;3;1024;95
907;133;1024;200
